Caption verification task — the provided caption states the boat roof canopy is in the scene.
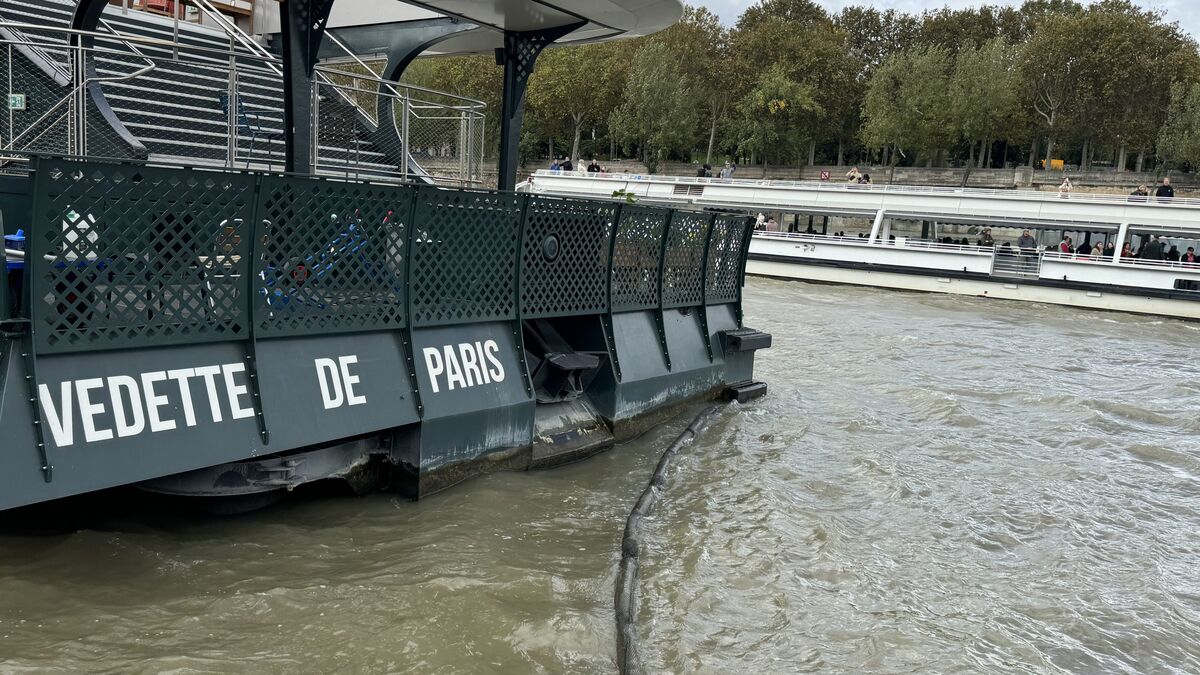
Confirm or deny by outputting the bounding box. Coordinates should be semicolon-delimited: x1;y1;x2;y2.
314;0;683;56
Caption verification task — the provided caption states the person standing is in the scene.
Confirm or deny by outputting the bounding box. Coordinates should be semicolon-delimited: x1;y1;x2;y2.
1058;176;1073;198
1141;234;1165;260
1155;176;1175;201
560;157;574;172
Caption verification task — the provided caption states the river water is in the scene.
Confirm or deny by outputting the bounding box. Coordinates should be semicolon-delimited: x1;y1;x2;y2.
2;278;1199;673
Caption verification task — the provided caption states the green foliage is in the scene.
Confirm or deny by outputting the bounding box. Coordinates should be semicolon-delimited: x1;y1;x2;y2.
1159;82;1200;168
733;65;820;165
608;42;697;173
401;0;1200;172
861;46;953;159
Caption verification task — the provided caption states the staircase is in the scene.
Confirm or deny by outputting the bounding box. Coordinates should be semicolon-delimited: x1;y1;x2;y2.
0;0;424;179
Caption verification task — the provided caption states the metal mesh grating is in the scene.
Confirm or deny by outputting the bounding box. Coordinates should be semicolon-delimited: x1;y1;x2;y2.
30;159;254;354
705;214;750;304
661;212;710;309
254;176;412;336
409;186;523;326
520;196;617;319
610;206;668;312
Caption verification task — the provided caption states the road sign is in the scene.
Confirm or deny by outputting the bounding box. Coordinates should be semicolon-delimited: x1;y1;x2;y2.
8;94;25;111
819;170;830;181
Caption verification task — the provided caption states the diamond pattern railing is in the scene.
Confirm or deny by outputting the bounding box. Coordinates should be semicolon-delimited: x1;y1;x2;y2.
662;211;710;309
520;196;617;319
255;177;411;336
611;206;669;312
24;157;753;354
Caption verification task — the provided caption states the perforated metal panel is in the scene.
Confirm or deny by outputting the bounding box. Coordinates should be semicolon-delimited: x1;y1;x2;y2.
29;159;255;354
255;176;412;336
610;206;668;312
661;211;710;309
409;186;523;327
705;214;750;304
520;196;617;319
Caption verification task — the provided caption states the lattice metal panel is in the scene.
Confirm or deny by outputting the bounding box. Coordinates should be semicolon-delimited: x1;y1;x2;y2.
520;196;617;319
409;186;523;326
610;206;669;312
661;211;711;309
255;176;412;336
705;214;750;304
29;159;254;354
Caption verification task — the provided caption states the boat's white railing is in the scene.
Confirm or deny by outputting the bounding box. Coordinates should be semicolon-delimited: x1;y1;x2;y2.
754;231;993;254
532;170;1200;209
1042;250;1200;270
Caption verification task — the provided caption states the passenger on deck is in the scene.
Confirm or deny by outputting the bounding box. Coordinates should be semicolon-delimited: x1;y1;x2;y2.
1076;241;1091;256
1091;241;1105;257
550;158;561;171
587;158;602;172
766;216;779;230
1059;236;1073;253
560;157;574;171
1167;245;1181;262
846;166;862;182
1058;176;1073;198
980;227;995;247
1183;247;1198;264
1017;229;1038;250
859;173;872;185
1155;177;1174;201
1105;242;1116;257
1141;235;1166;260
1121;242;1133;258
1129;184;1149;202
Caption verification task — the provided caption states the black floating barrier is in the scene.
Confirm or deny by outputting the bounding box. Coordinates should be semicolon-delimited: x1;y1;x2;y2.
614;402;729;675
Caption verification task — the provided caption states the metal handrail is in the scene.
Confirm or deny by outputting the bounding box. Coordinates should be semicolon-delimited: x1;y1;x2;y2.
753;231;994;254
532;169;1200;209
184;0;281;76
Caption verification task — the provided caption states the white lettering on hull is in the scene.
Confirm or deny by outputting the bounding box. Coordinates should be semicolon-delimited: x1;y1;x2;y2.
315;355;367;409
422;339;505;393
37;362;256;448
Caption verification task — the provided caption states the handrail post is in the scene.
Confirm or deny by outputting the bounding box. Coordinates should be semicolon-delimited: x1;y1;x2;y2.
400;94;410;180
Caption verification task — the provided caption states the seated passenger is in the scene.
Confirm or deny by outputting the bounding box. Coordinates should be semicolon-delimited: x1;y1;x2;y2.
1091;242;1104;256
1017;229;1037;250
1182;247;1198;264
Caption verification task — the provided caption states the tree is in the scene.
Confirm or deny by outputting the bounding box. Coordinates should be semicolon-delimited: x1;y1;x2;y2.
1158;82;1200;170
654;6;733;163
950;39;1021;167
862;46;954;165
527;42;625;163
1018;14;1084;168
732;64;820;169
608;42;697;173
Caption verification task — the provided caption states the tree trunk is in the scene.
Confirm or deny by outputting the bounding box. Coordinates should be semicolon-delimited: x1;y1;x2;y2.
1117;144;1127;172
570;115;583;164
609;137;616;161
1044;137;1055;171
705;109;717;164
1080;136;1089;171
1028;137;1039;168
1135;149;1145;173
968;140;975;168
837;138;844;166
549;137;555;163
807;138;816;166
984;139;993;168
925;150;933;168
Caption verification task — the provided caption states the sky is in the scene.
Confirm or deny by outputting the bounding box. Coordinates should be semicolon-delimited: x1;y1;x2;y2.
683;0;1200;40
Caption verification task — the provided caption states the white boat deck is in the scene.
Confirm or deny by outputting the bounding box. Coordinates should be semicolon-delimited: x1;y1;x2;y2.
524;170;1200;232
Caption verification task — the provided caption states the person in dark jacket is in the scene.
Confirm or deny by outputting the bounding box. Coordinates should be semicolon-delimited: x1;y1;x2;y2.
1129;184;1149;202
1182;247;1199;264
1155;177;1174;200
1076;241;1091;255
1141;235;1166;260
1167;245;1181;262
1017;229;1037;249
560;157;574;171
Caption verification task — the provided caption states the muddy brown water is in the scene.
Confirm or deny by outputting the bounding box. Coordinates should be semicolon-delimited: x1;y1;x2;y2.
1;278;1198;673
